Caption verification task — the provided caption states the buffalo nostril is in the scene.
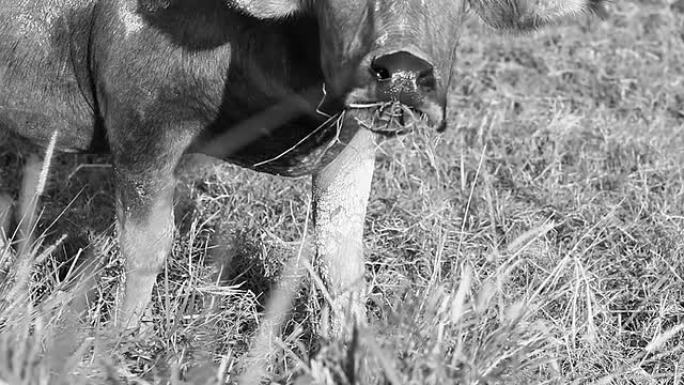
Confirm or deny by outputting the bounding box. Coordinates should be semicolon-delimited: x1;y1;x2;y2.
370;51;434;84
370;51;437;107
370;60;392;81
416;69;436;92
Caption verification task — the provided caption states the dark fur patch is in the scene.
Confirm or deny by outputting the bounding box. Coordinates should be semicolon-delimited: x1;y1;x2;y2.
138;0;173;14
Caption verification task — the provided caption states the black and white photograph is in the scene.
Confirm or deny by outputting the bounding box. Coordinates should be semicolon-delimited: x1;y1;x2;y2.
0;1;682;384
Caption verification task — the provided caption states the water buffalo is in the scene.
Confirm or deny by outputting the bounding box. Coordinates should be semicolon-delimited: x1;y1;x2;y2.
0;0;606;333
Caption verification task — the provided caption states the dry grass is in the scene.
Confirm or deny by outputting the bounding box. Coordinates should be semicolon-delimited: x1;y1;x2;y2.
1;1;684;384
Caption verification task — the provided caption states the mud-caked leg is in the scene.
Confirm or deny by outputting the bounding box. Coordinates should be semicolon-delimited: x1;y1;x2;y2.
312;129;377;338
112;164;177;329
108;121;193;330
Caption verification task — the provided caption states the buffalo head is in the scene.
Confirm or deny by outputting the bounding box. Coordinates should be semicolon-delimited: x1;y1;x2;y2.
232;0;607;133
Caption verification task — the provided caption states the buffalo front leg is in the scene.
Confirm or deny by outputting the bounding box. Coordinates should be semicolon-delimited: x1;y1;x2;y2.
312;129;377;337
113;166;176;330
108;121;191;330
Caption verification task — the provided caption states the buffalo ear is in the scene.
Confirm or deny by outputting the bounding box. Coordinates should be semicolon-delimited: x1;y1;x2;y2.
468;0;607;31
230;0;307;18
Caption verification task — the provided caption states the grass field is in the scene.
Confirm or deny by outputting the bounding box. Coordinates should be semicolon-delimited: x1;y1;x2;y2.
1;1;684;384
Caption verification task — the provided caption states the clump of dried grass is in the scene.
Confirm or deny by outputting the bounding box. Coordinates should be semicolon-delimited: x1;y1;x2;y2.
253;100;430;169
0;131;107;385
349;101;431;137
252;111;346;169
0;132;131;385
